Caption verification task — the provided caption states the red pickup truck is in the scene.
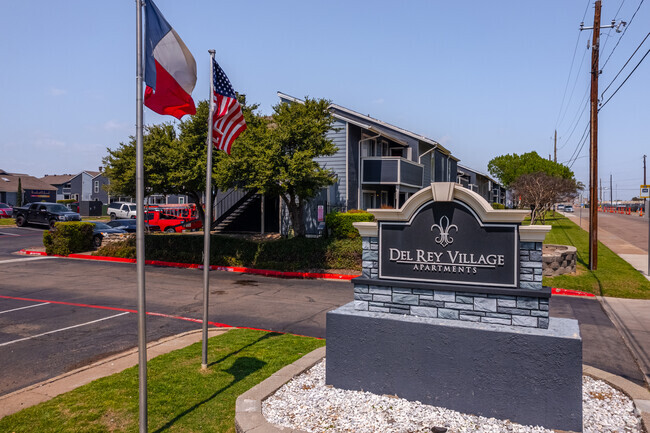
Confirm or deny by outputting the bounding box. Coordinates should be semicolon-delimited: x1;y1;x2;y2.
144;208;202;233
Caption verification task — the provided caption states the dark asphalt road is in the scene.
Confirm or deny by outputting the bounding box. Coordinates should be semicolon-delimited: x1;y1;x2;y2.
0;225;646;396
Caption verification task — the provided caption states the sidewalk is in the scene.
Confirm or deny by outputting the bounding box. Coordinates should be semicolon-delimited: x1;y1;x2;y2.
563;211;650;387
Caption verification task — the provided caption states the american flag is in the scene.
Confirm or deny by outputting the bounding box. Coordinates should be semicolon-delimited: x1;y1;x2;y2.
211;58;246;154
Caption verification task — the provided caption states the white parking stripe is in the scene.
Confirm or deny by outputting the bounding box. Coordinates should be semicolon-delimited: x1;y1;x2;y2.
0;256;53;264
0;231;20;237
0;312;131;347
0;302;50;315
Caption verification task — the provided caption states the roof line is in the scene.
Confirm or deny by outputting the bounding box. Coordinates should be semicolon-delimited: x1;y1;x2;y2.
276;91;452;155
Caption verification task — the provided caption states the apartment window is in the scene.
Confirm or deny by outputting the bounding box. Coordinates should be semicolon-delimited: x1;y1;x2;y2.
362;191;376;210
361;139;376;157
94;180;99;194
178;197;185;204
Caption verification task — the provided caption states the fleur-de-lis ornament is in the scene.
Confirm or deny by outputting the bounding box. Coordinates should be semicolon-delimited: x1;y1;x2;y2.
430;215;458;248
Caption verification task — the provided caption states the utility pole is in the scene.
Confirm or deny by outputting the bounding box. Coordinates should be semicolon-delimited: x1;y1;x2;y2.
644;154;647;185
579;2;623;270
610;174;613;205
554;130;557;163
599;178;602;203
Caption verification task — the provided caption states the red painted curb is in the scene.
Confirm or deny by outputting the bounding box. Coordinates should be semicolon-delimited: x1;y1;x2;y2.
0;294;321;339
20;249;358;281
551;288;596;297
17;250;596;298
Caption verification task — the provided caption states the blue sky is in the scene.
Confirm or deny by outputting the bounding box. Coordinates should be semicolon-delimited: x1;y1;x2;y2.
1;1;648;200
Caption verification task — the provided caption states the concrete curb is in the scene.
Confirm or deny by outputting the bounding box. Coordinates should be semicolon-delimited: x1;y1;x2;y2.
583;365;650;431
598;295;650;389
235;346;325;433
0;327;232;419
234;349;650;433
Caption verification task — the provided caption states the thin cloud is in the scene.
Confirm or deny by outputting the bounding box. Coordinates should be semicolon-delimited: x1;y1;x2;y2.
49;88;67;96
372;98;385;105
103;120;129;131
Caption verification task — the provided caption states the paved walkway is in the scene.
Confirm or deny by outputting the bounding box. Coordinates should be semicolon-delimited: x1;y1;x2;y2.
563;211;650;386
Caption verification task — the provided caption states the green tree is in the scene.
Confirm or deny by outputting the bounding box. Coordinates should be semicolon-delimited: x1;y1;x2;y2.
487;151;574;188
488;151;581;223
102;123;177;200
16;178;22;207
102;97;261;224
217;97;338;237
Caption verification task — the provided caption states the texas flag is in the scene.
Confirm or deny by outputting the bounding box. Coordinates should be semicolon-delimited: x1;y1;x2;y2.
144;0;197;119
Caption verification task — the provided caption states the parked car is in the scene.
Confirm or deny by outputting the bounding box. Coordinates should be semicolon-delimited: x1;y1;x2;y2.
0;202;12;218
105;218;160;233
557;204;565;210
13;202;81;228
564;205;574;212
107;202;137;220
91;222;126;248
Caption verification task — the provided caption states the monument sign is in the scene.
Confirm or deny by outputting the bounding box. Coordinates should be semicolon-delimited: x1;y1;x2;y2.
326;183;583;432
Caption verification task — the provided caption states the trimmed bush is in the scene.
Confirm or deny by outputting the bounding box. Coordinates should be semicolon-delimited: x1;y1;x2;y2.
94;236;136;258
43;222;94;255
93;234;363;272
491;203;506;209
325;210;374;239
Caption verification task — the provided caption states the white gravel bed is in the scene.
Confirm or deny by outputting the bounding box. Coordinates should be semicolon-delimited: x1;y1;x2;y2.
262;359;643;433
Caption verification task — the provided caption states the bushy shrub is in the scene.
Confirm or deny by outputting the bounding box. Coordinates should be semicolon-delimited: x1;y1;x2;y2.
93;233;363;272
43;222;94;255
491;203;506;209
325;211;374;239
94;236;136;258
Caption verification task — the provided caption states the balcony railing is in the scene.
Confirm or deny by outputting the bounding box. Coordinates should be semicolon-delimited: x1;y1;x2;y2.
361;157;423;188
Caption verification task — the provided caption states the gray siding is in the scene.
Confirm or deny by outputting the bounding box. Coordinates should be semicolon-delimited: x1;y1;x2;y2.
348;124;360;209
315;118;347;205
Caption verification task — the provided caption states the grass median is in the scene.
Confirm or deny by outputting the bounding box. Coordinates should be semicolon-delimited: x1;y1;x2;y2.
541;213;650;299
0;328;325;433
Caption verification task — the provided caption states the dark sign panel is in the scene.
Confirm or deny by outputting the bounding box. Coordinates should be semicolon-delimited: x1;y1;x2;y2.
379;201;518;287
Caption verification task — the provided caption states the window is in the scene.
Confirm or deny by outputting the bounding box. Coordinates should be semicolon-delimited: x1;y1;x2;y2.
381;191;390;207
94;180;99;193
361;139;376;157
178;197;185;204
362;192;376;210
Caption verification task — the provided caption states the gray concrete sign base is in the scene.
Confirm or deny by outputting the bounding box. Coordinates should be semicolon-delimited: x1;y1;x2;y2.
326;302;583;432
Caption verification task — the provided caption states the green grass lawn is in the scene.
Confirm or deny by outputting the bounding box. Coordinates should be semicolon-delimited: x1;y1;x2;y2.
0;218;15;226
541;213;650;299
0;329;325;433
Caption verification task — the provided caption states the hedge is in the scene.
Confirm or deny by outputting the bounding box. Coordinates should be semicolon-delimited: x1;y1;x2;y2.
325;210;374;239
94;234;362;272
43;222;94;255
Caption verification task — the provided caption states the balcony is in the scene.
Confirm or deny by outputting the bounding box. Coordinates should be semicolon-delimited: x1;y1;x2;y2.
361;157;423;188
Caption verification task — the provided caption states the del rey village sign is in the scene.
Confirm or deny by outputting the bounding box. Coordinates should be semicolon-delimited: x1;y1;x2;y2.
355;182;550;294
380;200;518;287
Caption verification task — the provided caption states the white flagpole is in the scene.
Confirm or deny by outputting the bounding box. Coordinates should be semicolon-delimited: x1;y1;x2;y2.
202;49;216;369
135;0;148;431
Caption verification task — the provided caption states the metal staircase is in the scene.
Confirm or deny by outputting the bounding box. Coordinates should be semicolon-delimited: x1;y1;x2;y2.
211;189;258;233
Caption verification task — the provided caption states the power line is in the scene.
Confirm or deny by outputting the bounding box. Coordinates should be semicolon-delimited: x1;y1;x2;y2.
601;0;646;70
558;95;589;151
599;48;650;110
601;31;650;98
555;0;592;130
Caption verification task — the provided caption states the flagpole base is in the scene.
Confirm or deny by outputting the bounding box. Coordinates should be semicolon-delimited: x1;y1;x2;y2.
201;363;208;370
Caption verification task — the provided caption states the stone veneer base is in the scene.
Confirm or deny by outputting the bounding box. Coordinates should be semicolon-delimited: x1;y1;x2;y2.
326;302;583;432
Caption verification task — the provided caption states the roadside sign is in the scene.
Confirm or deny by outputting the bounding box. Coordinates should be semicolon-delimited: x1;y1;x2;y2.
641;185;650;199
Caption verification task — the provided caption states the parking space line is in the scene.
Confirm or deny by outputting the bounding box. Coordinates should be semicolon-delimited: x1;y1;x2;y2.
0;312;131;347
0;256;54;264
0;302;50;315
